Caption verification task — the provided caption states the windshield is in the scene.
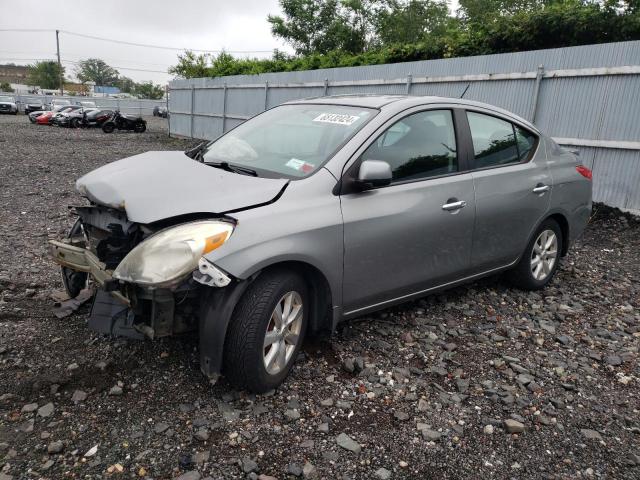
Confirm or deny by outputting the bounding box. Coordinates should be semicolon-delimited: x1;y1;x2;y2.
201;104;375;178
0;96;14;102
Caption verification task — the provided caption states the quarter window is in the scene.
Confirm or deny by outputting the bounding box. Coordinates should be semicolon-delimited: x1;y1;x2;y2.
515;125;536;161
361;109;457;183
467;112;518;167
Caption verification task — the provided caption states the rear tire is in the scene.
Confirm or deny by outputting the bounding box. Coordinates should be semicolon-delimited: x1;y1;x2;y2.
102;122;115;133
507;218;563;290
223;270;308;393
134;122;146;133
70;117;80;129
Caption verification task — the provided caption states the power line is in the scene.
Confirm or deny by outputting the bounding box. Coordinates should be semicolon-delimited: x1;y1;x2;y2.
0;56;170;74
0;28;274;54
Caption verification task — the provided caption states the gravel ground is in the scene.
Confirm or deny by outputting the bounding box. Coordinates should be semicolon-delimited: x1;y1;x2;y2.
0;113;639;480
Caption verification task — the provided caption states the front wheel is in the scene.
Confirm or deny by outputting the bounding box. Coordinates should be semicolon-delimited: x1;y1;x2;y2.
61;219;89;298
223;270;308;393
102;122;115;133
507;218;563;290
70;117;80;129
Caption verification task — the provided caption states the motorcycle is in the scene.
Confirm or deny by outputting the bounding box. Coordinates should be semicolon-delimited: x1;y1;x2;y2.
101;110;147;133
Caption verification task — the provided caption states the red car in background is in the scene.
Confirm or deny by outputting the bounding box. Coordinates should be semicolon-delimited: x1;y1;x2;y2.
33;106;80;125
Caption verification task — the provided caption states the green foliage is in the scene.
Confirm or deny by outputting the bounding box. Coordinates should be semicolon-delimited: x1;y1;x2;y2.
171;0;640;79
75;58;120;86
134;81;165;99
0;82;13;92
27;61;65;89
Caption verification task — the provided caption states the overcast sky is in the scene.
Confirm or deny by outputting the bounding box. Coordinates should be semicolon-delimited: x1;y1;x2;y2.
1;0;458;85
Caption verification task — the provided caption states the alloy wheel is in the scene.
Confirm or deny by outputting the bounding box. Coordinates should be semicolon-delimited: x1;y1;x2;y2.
530;229;558;281
263;291;303;375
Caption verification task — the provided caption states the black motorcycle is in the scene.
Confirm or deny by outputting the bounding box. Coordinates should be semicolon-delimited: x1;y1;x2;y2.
101;110;147;133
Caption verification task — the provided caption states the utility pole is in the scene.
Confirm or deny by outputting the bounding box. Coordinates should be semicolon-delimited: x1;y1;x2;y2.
56;29;63;95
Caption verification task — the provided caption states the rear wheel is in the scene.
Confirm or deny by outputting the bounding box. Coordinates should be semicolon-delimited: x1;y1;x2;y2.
102;122;115;133
134;122;146;133
70;117;80;129
507;218;562;290
223;270;307;393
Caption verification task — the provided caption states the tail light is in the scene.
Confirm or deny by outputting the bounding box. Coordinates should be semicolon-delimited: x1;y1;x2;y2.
576;165;592;180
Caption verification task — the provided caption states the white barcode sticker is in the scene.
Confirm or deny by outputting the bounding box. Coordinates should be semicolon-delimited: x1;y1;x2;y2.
313;113;360;126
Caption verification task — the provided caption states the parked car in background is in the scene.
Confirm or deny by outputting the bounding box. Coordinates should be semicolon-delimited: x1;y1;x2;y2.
101;110;146;133
56;108;99;127
24;99;45;115
0;95;18;114
78;109;114;128
36;105;80;125
78;100;97;108
50;95;592;393
153;105;168;117
48;98;71;110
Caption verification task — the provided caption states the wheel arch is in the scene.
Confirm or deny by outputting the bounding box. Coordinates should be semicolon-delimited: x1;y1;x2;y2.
198;259;335;382
547;212;570;256
257;260;334;336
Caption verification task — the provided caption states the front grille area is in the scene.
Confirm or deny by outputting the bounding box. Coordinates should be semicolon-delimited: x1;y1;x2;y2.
75;206;147;269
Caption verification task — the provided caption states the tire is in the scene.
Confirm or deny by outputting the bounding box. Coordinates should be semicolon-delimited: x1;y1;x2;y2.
134;122;146;133
70;117;80;129
223;270;308;393
102;122;115;133
507;218;563;290
61;219;89;298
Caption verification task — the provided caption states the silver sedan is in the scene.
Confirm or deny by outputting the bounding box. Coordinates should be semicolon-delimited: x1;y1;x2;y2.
51;95;592;392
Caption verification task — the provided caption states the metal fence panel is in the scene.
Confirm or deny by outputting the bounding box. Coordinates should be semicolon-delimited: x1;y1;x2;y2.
0;93;166;115
168;41;640;211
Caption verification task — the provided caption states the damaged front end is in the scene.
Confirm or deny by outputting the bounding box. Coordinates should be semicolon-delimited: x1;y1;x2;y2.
50;205;235;341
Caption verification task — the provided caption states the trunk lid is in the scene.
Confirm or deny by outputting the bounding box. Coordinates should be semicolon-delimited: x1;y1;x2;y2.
76;151;289;224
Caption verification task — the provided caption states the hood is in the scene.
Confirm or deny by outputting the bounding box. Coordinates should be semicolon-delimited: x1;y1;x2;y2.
0;101;15;106
76;151;289;224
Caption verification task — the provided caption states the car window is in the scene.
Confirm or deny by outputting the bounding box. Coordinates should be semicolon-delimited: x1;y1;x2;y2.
361;109;457;183
515;125;537;161
467;112;519;168
202;104;375;179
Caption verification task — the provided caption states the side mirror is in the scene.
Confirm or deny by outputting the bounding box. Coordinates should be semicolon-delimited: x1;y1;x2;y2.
357;160;392;189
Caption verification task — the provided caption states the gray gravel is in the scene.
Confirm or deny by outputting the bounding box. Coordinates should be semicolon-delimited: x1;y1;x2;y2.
0;113;639;479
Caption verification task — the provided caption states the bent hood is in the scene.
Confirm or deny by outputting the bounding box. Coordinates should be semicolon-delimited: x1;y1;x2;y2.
76;151;288;224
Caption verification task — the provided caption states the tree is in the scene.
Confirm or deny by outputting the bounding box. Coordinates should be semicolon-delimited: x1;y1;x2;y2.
116;76;136;94
268;0;381;55
134;81;164;99
75;58;119;86
27;61;65;89
168;50;211;78
0;82;13;92
376;0;452;45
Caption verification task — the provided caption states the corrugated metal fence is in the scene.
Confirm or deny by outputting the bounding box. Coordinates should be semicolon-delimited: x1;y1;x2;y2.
168;41;640;211
0;93;166;116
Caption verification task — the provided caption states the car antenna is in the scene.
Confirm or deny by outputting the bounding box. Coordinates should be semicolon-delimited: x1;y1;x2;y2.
459;83;470;99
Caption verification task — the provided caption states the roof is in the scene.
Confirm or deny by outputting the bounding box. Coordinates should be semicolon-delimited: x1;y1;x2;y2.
288;94;539;132
286;94;408;109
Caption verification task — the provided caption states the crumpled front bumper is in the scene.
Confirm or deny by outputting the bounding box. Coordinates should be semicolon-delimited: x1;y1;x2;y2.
49;239;129;306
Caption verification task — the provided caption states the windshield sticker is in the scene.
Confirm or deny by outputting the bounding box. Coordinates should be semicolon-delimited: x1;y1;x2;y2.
286;158;315;173
313;113;360;126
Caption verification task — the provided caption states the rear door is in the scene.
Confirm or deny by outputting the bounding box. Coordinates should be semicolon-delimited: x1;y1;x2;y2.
462;110;551;271
340;107;476;315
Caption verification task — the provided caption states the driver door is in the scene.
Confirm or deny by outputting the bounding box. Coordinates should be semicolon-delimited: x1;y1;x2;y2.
340;108;475;315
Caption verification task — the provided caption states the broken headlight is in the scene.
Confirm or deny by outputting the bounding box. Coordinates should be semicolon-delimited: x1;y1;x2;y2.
112;220;234;287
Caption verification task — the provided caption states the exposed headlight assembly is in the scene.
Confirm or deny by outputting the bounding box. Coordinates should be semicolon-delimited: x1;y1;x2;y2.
113;220;234;288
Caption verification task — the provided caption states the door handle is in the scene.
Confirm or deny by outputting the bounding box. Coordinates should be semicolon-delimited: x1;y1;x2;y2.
532;184;550;194
442;200;467;211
